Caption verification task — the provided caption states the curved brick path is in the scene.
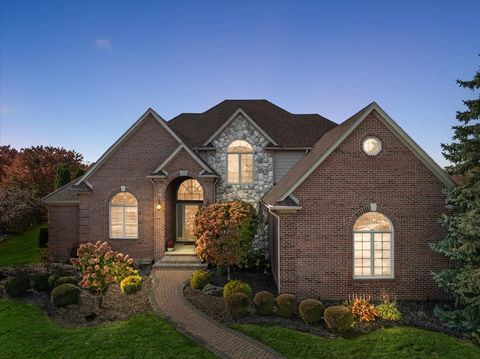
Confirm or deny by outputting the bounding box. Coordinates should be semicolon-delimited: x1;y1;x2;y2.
149;268;284;359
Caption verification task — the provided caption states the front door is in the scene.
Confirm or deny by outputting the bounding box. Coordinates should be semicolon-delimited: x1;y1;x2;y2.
176;203;200;242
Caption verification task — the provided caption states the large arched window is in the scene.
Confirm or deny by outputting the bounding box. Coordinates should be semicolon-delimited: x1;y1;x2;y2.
353;212;393;278
227;140;253;184
110;192;138;239
177;179;203;201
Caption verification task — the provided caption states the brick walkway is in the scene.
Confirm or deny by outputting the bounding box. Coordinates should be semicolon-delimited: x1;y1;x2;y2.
149;268;284;359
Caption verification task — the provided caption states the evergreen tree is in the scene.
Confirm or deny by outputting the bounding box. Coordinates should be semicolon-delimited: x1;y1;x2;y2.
55;163;71;189
74;167;85;179
432;61;480;335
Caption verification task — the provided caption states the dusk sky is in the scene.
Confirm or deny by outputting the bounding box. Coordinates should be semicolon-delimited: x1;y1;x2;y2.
1;0;479;167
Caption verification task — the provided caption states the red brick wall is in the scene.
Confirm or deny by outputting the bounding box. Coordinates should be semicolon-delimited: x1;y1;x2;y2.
277;110;450;301
78;114;179;259
48;204;79;260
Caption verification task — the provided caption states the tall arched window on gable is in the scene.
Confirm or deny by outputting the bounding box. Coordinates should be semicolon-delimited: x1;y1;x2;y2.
227;140;253;183
353;212;393;278
110;192;138;239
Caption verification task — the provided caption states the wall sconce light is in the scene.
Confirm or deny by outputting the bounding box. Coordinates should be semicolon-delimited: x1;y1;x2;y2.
156;201;161;210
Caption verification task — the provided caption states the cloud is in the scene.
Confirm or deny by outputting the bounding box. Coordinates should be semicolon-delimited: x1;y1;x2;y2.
94;38;112;52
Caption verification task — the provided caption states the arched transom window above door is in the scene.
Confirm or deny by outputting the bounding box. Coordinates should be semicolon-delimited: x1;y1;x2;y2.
110;192;138;239
177;179;204;201
353;212;393;279
227;140;253;184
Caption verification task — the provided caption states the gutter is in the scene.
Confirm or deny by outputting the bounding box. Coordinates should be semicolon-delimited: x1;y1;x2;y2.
263;203;282;293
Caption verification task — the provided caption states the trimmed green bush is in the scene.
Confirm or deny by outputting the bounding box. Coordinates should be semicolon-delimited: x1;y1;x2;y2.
276;293;298;318
225;292;250;317
48;275;60;289
54;276;78;287
223;279;252;298
51;283;81;307
376;303;402;321
299;299;325;324
253;291;274;316
120;275;142;294
324;306;354;333
190;269;210;290
32;272;51;291
4;276;30;297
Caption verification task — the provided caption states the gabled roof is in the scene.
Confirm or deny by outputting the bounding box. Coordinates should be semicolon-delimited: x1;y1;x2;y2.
75;108;183;186
263;102;455;206
168;100;337;148
43;179;81;204
151;143;216;176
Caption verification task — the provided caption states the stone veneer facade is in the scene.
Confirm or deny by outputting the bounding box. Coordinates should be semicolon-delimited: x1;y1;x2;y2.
206;114;274;252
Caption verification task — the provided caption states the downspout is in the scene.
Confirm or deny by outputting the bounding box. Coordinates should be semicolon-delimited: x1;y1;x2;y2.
265;203;281;293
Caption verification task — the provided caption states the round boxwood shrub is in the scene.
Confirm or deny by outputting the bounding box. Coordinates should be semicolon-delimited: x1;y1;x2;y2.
32;272;51;291
276;293;298;318
51;283;81;307
253;291;274;316
48;274;60;289
190;269;210;290
120;275;142;294
324;306;354;333
54;276;78;287
4;276;30;297
299;299;325;324
223;279;252;298
225;292;250;317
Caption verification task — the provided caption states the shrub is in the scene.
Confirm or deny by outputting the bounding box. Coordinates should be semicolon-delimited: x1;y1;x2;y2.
4;276;30;297
120;275;142;294
194;200;258;279
225;292;250;317
223;279;252;298
38;227;48;248
32;272;51;291
48;274;60;289
324;306;355;333
276;293;298;318
54;276;78;287
51;283;81;307
351;297;377;322
190;269;210;290
238;249;270;272
299;299;325;324
253;291;275;316
377;303;402;321
0;186;44;234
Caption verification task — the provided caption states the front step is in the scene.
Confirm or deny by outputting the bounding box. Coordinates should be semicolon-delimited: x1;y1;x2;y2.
152;254;207;269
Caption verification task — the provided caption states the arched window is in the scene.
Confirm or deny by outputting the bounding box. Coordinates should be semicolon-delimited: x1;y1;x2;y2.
227;140;253;183
353;212;393;278
177;179;203;201
110;192;138;239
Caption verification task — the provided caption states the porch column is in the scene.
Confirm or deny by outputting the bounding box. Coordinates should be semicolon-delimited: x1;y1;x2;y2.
153;178;166;260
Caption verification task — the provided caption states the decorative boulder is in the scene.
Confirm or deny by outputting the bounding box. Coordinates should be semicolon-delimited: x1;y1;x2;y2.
54;276;78;287
276;293;298;318
299;299;325;324
4;276;30;297
225;292;250;317
324;306;355;333
253;291;275;316
202;283;223;296
48;275;60;289
32;273;51;291
51;283;81;307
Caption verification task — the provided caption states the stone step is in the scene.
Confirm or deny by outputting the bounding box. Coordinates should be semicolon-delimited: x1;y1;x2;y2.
152;255;207;270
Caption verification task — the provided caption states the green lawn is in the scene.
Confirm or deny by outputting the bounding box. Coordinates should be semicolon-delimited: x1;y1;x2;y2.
233;324;480;359
0;225;42;267
0;299;215;359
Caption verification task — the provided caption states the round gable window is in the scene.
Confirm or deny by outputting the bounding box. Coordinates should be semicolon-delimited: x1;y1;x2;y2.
363;136;381;156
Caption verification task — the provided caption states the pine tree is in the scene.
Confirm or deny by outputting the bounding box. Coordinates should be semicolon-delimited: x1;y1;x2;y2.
74;167;85;179
432;61;480;334
55;163;71;189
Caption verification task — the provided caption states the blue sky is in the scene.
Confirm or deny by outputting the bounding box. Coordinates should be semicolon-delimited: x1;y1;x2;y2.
1;0;479;166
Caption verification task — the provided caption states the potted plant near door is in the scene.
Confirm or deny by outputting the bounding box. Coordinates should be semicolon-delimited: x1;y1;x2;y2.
167;240;175;252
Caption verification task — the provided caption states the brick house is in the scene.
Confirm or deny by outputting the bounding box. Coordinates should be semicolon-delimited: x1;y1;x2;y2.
44;100;454;300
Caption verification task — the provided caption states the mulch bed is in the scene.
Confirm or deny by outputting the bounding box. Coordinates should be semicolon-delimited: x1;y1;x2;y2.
184;269;464;339
0;263;153;327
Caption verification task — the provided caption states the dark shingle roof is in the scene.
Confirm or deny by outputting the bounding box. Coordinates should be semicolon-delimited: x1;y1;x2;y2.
168;100;337;148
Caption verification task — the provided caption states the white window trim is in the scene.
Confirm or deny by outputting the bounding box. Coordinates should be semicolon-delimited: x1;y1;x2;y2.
109;199;138;240
352;228;394;280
